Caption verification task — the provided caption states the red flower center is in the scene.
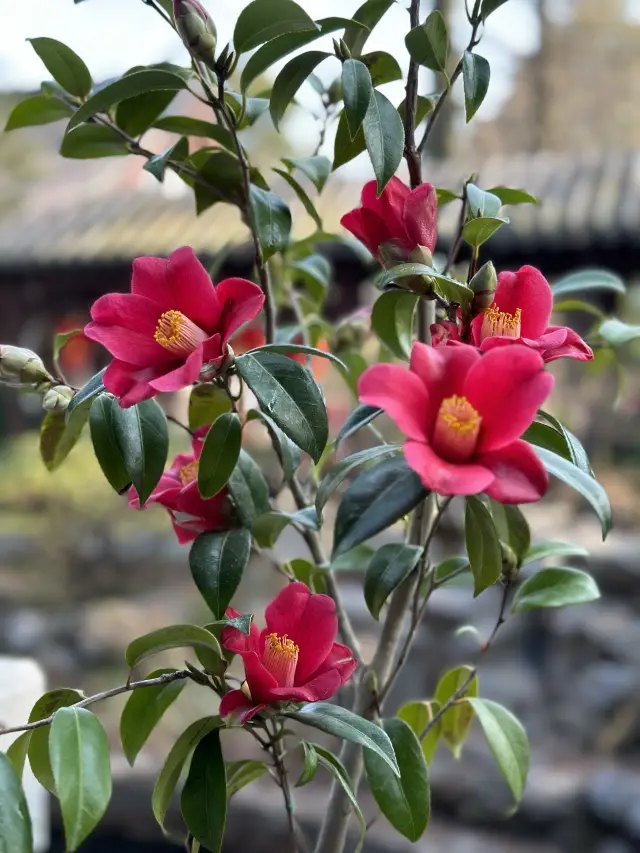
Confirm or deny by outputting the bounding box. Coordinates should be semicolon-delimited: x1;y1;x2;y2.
179;460;199;485
263;632;298;688
432;395;481;463
154;310;208;355
481;304;522;340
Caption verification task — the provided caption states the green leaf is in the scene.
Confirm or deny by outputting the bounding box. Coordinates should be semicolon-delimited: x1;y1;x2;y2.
152;115;234;150
50;708;112;851
89;395;131;493
489;501;530;568
248;342;345;370
599;318;640;347
466;698;529;802
371;290;419;359
6;732;31;779
189;529;251;619
522;540;588;565
125;624;222;671
188;384;231;430
198;413;242;499
282;155;331;193
552;269;625;299
462;215;507;247
269;51;330;130
533;447;611;539
333;109;365;171
364;543;423;620
435;187;459;206
360;50;402;86
465;496;502;596
435;556;469;585
364;718;430;841
342;59;373;138
553;299;606;320
296;743;319;787
376;263;473;306
0;752;33;853
398;94;438;126
333;457;429;557
53;329;81;374
143;136;189;183
225;91;270;127
251;512;291;548
330;543;375;573
404;11;448;74
335;404;383;446
28;37;92;98
116;88;179;138
226;759;268;798
5;94;73;131
363;90;405;196
28;688;83;793
462;51;490;122
60;124;129;158
291;254;332;296
233;0;318;54
434;665;478;757
316;445;401;519
112;398;168;507
343;0;394;55
67;69;187;130
181;730;226;853
235;351;328;463
249;185;292;261
40;405;90;472
466;183;502;218
120;669;187;767
512;567;600;613
227;449;271;526
397;701;441;763
486;186;538;206
248;410;302;482
481;0;511;20
152;717;223;830
65;367;105;420
273;168;323;231
538;410;593;476
287;702;399;775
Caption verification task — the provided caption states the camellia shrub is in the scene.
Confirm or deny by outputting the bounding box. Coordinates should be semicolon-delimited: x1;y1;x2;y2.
0;1;627;851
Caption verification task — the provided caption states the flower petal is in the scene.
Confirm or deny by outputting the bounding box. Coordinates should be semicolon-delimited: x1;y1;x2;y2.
213;278;265;343
403;182;437;252
430;320;461;347
404;440;494;496
464;346;554;453
479;439;549;504
219;689;265;724
539;326;594;362
306;642;358;686
409;342;480;427
241;650;280;703
494;266;552;339
131;256;172;306
85;294;171;366
166;246;221;332
148;346;203;392
103;359;160;407
340;208;390;257
267;669;343;703
177;482;231;530
358;363;430;442
221;608;261;655
89;292;161;333
362;177;409;242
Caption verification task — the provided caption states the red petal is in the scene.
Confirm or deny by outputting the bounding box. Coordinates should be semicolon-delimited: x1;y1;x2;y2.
409;342;480;427
131;256;172;307
464;346;554;453
479;440;549;504
177;481;230;530
361;177;410;242
103;359;160;407
430;320;461;347
221;608;261;655
540;326;594;362
169;515;200;545
214;278;265;343
306;642;358;686
404;440;493;496
235;650;279;704
219;690;264;724
148;347;203;392
268;669;343;703
89;292;161;332
494;266;552;340
341;208;391;257
86;294;171;366
403;182;437;252
166;247;221;333
358;363;430;442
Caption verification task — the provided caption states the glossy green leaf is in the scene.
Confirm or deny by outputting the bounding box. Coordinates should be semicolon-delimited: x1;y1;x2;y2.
120;669;187;767
251;512;291;548
316;445;401;519
249;185;292;261
181;729;226;853
0;752;32;853
360;50;402;86
248;342;345;370
248;409;302;482
462;51;490;122
225;92;270;128
335;404;383;446
296;743;319;787
512;567;600;613
364;718;430;841
524;419;592;477
466;183;502;218
481;0;511;19
599;318;640;347
60;125;129;158
462;215;507;247
466;698;529;802
329;543;375;573
552;269;625;299
116;88;179;138
371;290;419;359
333;109;365;171
364;543;423;620
143;135;189;182
269;51;330;130
434;665;478;757
434;556;469;585
65;368;104;419
5;94;73;131
6;732;31;779
273;168;322;230
397;700;441;763
189;150;244;214
112;398;168;506
489;501;530;568
343;0;393;55
522;540;588;565
363;89;405;196
189;529;251;619
486;186;538;206
333;457;429;557
152;115;234;150
287;702;399;775
233;0;318;54
236;351;328;462
125;624;222;671
50;708;112;851
40;405;89;472
404;11;448;74
27;688;83;793
226;759;268;798
342;59;373;138
539;410;593;476
291;254;332;295
436;187;459;206
188;384;231;430
465;496;502;596
282;155;331;193
197;413;242;499
28;37;92;97
227;449;271;526
89;395;131;493
376;263;473;306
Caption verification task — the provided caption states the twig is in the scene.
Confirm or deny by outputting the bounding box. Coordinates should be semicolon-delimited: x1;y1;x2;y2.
167;414;194;435
444;183;469;274
402;0;422;190
0;670;191;737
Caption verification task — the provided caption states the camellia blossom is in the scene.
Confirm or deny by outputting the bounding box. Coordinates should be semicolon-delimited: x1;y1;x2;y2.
129;428;235;544
432;266;593;363
219;582;358;723
341;177;437;264
359;343;554;503
85;246;264;407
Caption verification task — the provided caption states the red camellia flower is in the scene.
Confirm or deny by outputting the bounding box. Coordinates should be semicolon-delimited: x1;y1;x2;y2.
219;582;358;723
432;266;593;363
341;177;437;264
359;343;554;503
129;428;235;544
85;247;264;407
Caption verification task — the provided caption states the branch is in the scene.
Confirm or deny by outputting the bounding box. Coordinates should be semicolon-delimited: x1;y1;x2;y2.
403;0;422;190
444;182;469;274
0;670;191;737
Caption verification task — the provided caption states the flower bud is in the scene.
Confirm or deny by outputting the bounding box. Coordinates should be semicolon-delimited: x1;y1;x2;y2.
378;242;435;297
469;261;497;318
42;385;74;413
334;315;369;355
173;0;217;69
408;245;434;268
0;345;52;386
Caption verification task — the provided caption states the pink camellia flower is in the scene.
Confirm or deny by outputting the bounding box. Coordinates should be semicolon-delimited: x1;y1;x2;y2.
431;266;593;363
341;177;437;265
129;428;236;544
219;582;358;724
359;343;554;503
85;247;264;407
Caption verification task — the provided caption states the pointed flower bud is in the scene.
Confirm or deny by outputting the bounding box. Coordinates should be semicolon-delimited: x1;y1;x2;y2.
0;345;52;387
173;0;217;69
469;261;497;318
42;385;74;413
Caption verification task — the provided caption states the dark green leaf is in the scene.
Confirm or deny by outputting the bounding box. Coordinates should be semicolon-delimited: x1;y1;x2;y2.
462;51;490;122
344;0;394;55
342;59;373;138
60;124;129;158
397;701;440;762
282;155;331;193
434;556;469;585
462;215;507;247
273;168;323;230
404;11;448;74
233;0;318;54
251;512;291;548
333;109;365;171
28;688;83;793
225;92;270;128
335;404;383;446
552;269;625;299
360;51;402;86
249;185;292;261
371;290;419;359
489;501;530;568
89;395;132;493
188;150;243;214
434;665;478;757
599;318;640;347
5;94;73;131
466;183;502;218
112;398;168;506
50;708;112;851
524;420;592;476
364;543;423;620
465;496;502;596
522;540;588;565
198;413;242;499
188;384;231;430
376;263;473;306
28;37;92;98
40;405;90;472
181;730;226;853
125;624;222;671
537;410;593;476
248;342;345;370
143;136;189;183
481;0;511;20
397;94;438;126
116;88;179;137
364;718;429;841
363;89;404;196
285;558;327;593
227;449;271;526
512;567;600;613
235;351;328;462
248;410;302;482
329;543;375;573
226;759;268;798
120;669;187;767
6;733;31;779
296;743;318;787
316;445;401;519
66;367;106;421
486;186;538;206
152;115;235;150
269;51;330;130
291;254;332;295
189;529;251;619
0;752;32;853
333;456;429;557
466;698;529;802
435;187;459;206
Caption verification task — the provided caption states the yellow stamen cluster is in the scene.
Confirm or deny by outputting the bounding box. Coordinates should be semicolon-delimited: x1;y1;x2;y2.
179;460;199;485
437;395;481;434
265;632;299;659
432;395;482;463
482;304;522;339
154;310;185;348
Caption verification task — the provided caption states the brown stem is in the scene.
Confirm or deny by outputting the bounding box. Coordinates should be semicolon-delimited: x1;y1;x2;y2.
444;183;469;274
403;0;422;190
